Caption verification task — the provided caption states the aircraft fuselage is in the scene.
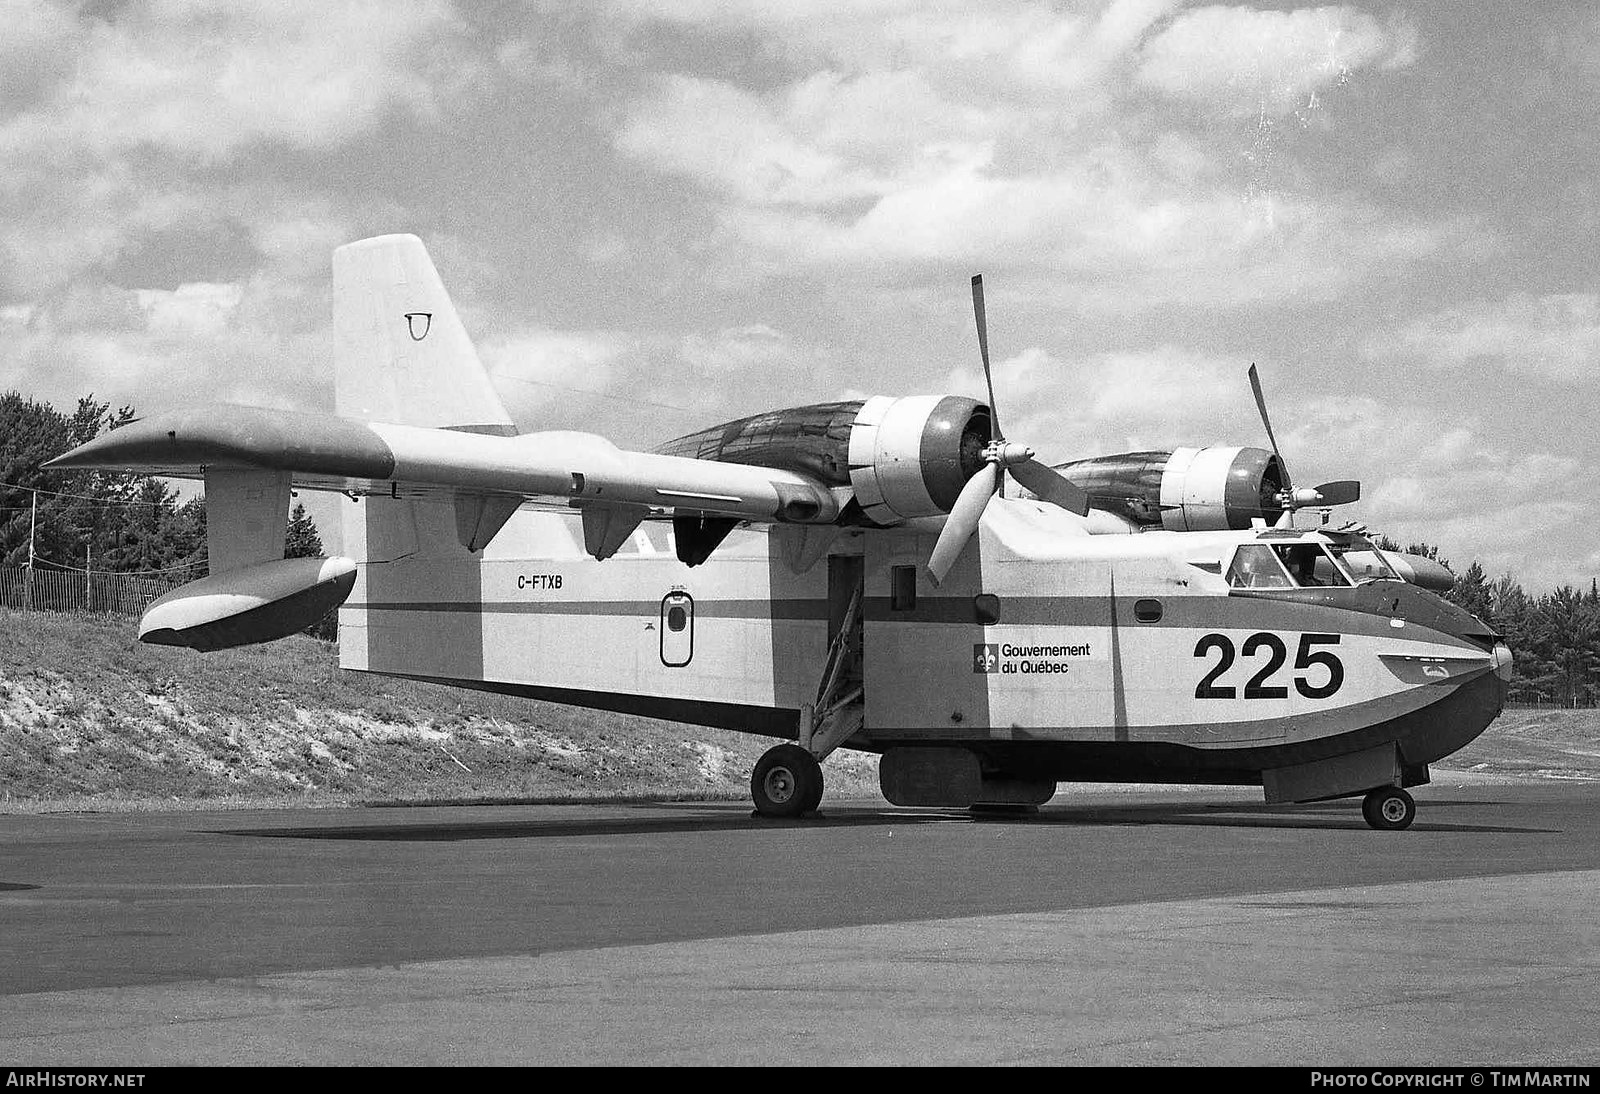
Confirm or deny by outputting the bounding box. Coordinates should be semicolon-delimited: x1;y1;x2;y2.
337;494;1509;811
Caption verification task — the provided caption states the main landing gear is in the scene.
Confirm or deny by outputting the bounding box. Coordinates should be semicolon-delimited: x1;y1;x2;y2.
750;577;866;819
751;744;824;818
1361;786;1416;831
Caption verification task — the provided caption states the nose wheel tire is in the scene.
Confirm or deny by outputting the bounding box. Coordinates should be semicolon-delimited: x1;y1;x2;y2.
1361;786;1415;831
752;744;824;818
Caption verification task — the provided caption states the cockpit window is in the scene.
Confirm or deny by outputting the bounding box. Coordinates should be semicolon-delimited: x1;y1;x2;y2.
1271;543;1352;588
1226;545;1295;589
1325;536;1401;582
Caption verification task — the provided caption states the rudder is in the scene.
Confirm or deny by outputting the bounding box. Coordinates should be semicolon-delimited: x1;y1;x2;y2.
331;234;515;435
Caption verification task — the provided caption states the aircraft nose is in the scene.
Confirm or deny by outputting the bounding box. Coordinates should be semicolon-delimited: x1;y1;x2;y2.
1492;642;1514;682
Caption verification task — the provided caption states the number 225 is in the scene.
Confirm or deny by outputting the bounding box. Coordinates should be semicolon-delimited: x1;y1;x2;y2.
1193;632;1343;700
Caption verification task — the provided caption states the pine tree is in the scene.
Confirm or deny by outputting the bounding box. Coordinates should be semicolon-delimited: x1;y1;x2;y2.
284;501;324;559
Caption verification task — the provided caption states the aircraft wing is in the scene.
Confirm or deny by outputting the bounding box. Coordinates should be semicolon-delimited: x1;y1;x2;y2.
44;403;843;527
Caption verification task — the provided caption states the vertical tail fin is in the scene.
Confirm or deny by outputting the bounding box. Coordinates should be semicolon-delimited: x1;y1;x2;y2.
331;234;515;435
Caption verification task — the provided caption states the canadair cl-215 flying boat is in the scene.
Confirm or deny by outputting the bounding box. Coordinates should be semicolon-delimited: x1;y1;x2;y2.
47;235;1510;830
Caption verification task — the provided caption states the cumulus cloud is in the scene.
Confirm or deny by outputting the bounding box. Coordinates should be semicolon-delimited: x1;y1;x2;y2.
0;1;473;164
936;342;1262;462
1281;394;1581;584
1136;5;1418;118
136;283;245;336
1370;293;1600;382
482;328;640;400
608;1;1444;308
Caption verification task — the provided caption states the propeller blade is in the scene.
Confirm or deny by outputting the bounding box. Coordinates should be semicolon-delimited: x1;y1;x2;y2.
1311;479;1361;506
1247;363;1284;467
971;274;1000;442
1009;457;1091;516
927;462;999;586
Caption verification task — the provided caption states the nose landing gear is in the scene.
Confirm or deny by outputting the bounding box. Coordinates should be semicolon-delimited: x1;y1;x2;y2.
1361;786;1416;830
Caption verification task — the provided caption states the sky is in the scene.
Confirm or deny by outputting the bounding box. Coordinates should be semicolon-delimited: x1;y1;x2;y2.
1;0;1596;589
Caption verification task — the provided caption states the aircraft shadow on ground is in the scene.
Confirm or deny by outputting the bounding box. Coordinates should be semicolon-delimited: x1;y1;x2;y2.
215;806;956;842
212;797;1553;842
995;800;1553;834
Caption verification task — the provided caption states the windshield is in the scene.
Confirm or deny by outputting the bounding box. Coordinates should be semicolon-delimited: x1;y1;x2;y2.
1271;542;1352;587
1324;535;1401;582
1228;540;1356;590
1226;544;1295;589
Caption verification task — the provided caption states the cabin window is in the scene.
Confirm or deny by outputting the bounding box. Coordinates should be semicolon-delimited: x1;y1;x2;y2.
891;565;917;611
1226;545;1295;589
660;592;694;667
974;594;1001;625
1270;544;1353;588
1134;598;1163;623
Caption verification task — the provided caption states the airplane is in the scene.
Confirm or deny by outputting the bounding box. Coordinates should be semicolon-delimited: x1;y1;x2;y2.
46;235;1511;831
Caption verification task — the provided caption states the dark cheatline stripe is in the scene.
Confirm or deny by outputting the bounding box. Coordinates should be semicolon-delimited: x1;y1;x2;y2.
350;591;1479;648
353;598;831;620
864;593;1480;646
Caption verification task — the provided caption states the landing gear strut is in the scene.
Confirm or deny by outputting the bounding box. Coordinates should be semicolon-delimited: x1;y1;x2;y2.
1361;786;1415;831
748;576;865;818
751;744;823;818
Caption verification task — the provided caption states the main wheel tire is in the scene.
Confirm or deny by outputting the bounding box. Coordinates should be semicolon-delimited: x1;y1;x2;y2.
751;744;823;818
799;770;825;814
1361;786;1415;831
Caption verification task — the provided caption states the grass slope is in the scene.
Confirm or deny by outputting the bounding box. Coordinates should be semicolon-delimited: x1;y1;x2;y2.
0;610;879;811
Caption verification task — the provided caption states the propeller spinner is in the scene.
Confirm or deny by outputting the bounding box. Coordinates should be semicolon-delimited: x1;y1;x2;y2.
926;277;1091;586
1247;363;1361;519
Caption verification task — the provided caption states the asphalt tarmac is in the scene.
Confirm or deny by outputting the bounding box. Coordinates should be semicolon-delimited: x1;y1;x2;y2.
1;781;1598;1065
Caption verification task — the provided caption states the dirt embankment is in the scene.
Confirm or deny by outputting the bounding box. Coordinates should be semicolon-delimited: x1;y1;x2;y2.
0;611;878;811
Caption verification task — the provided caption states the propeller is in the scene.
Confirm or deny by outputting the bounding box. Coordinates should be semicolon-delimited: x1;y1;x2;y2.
926;276;1091;586
1247;363;1361;519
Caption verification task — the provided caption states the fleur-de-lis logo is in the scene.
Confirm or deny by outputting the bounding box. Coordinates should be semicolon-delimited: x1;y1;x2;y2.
973;643;999;674
404;312;433;341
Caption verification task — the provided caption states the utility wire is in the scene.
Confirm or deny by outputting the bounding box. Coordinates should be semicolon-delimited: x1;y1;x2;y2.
0;480;173;506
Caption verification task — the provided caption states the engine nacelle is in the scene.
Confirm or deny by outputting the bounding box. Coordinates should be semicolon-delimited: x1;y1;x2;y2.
140;556;358;651
846;395;989;524
656;395;990;525
1053;446;1287;531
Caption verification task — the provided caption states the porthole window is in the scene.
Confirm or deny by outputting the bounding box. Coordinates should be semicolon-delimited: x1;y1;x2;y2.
974;594;1001;625
1134;598;1163;623
660;592;693;667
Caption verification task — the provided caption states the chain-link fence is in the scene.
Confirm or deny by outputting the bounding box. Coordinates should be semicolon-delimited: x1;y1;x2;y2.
0;566;185;617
